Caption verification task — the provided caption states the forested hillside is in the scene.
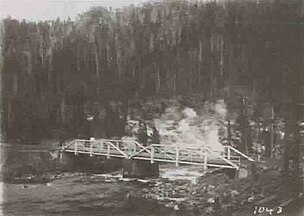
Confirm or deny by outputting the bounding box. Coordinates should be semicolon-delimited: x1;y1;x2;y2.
1;0;303;142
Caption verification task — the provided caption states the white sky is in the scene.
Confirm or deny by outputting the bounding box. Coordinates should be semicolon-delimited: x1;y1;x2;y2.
0;0;148;21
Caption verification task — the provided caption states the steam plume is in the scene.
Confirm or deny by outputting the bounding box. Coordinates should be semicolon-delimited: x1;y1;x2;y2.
154;99;227;152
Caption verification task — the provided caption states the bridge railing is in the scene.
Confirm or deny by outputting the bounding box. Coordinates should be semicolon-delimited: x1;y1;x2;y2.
223;145;254;162
128;143;210;169
160;134;245;167
61;139;254;169
63;139;129;158
63;138;155;159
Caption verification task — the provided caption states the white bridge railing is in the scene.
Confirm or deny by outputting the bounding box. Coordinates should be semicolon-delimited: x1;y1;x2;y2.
62;139;254;170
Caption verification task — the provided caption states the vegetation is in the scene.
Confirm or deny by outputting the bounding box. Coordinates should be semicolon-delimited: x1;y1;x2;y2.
1;0;303;146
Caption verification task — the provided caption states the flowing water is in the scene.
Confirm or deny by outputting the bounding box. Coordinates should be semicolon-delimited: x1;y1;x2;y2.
1;145;203;216
2;174;163;216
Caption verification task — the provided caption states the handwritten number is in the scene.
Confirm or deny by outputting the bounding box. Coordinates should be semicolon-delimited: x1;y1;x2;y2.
254;206;282;215
266;207;274;215
254;206;257;215
258;207;265;213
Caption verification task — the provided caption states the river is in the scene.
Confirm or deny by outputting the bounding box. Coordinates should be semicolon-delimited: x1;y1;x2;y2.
2;174;169;216
1;162;204;216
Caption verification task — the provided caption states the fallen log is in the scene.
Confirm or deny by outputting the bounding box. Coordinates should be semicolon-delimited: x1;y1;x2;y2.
280;192;303;208
255;195;276;205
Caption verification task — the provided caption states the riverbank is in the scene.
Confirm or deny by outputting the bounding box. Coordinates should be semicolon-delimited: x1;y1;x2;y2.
2;168;302;216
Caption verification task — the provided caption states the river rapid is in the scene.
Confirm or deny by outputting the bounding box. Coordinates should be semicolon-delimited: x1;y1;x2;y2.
1;164;203;216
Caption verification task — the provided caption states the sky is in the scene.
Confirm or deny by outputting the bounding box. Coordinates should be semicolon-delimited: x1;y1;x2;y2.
0;0;148;21
3;0;302;23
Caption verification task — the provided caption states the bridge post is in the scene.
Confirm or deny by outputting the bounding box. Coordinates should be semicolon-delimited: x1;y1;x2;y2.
90;141;93;157
151;146;154;164
200;147;204;159
175;145;179;167
123;159;159;178
107;144;110;159
203;151;208;172
74;140;78;155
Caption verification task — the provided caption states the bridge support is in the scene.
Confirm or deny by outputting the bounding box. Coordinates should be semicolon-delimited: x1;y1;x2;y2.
60;152;123;173
123;159;159;178
59;152;80;171
222;168;237;179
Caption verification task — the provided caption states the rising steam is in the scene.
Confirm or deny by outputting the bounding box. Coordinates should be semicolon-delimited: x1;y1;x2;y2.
154;99;227;152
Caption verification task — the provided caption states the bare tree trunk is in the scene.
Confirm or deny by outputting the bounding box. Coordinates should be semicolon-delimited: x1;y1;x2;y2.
117;60;121;79
156;65;161;93
210;32;214;52
61;96;65;123
142;66;146;90
293;125;300;195
122;96;128;136
198;39;203;86
253;78;256;96
210;60;214;98
173;71;177;95
189;67;193;91
228;120;231;145
7;99;11;134
283;121;291;179
115;36;122;79
270;105;275;157
132;63;135;80
13;74;18;97
258;121;261;143
283;104;300;192
220;35;224;79
106;42;110;76
228;43;233;97
76;51;80;72
94;43;100;78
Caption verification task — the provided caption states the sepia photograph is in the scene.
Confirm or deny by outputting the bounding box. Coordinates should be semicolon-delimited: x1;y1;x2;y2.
0;0;303;215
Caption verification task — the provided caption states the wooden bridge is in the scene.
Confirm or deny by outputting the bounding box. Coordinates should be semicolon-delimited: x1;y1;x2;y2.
61;139;254;170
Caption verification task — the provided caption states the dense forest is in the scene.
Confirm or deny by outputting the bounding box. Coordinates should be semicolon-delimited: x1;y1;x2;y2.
1;0;303;143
